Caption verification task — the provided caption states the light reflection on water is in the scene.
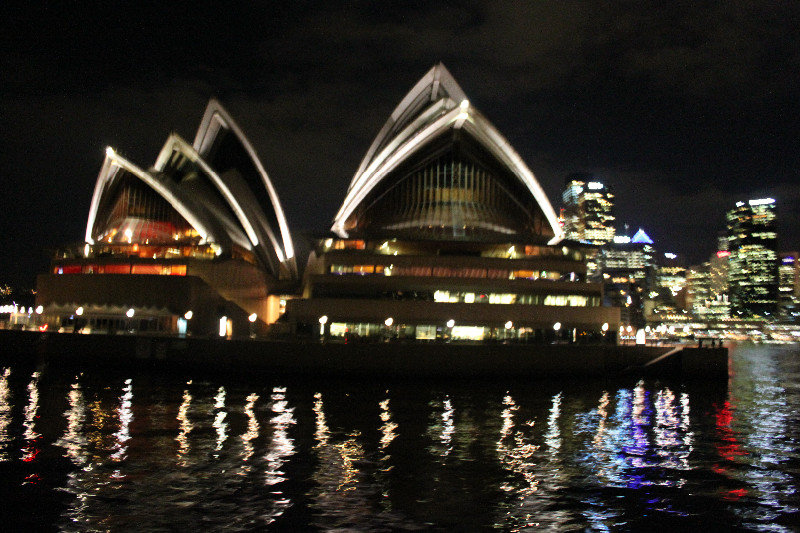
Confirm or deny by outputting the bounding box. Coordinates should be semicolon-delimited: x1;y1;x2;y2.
0;344;797;530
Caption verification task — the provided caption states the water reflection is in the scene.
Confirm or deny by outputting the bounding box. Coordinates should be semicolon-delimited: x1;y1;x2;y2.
544;391;562;453
0;345;797;530
175;384;193;465
309;391;377;529
110;378;133;463
263;386;295;524
21;371;41;467
0;368;12;461
427;395;456;460
212;386;227;455
56;380;88;466
239;392;259;472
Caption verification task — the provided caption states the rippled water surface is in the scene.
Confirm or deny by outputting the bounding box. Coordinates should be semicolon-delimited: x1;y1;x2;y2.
0;344;798;531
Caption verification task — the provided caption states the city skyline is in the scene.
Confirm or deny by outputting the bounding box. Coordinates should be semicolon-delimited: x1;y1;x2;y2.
2;3;799;288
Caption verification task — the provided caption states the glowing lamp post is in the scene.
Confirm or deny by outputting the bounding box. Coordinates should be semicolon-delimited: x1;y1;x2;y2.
248;313;257;339
318;315;328;338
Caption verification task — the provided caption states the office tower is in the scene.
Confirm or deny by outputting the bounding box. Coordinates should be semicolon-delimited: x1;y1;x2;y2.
561;176;615;245
727;198;779;317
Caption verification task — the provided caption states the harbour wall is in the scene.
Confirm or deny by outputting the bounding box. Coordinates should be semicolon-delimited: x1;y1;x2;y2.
0;330;728;380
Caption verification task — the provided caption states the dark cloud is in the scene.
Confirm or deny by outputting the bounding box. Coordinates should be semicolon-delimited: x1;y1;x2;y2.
1;1;799;287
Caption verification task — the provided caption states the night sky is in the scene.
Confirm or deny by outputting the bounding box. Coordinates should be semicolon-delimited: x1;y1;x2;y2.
2;1;799;289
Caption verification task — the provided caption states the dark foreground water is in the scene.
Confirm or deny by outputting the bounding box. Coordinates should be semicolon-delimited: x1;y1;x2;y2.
0;344;798;531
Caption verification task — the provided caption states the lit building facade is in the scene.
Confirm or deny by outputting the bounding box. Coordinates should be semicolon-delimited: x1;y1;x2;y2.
594;234;654;328
37;100;297;336
727;199;779;318
561;176;615;245
285;64;619;342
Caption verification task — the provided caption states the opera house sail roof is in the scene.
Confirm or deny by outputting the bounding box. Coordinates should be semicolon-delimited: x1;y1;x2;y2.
332;63;564;245
85;99;297;281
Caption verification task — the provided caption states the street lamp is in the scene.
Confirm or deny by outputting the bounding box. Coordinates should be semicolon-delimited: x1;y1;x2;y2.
505;320;513;330
184;310;193;320
553;322;561;331
384;317;394;327
446;319;455;328
76;306;84;316
319;315;328;337
601;322;609;332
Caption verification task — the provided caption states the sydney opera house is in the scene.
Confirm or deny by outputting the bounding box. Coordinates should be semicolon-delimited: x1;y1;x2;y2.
37;64;619;340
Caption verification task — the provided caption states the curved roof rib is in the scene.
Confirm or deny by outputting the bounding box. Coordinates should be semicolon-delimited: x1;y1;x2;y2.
193;99;297;278
332;64;564;243
85;148;229;248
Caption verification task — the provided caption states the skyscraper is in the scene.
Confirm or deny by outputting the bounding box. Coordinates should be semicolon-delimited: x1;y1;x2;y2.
727;198;779;317
561;176;615;245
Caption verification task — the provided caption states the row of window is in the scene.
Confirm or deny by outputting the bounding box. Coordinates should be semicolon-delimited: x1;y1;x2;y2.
329;264;580;282
431;290;596;307
324;239;585;261
55;264;188;276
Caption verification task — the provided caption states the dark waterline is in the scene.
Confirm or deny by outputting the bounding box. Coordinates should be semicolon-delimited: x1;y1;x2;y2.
0;344;798;531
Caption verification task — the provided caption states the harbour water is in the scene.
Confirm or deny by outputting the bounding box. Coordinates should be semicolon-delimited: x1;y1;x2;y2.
0;343;798;531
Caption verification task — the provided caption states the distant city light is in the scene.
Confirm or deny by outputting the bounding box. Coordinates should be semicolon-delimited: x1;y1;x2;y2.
35;305;43;314
748;198;775;206
76;306;84;316
601;322;609;332
717;251;731;258
783;257;795;263
126;308;135;318
553;322;562;331
587;181;603;190
384;317;393;327
505;320;513;330
613;236;631;243
664;252;677;259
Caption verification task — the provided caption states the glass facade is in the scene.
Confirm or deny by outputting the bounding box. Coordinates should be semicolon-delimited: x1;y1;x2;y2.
347;148;548;240
94;175;197;245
